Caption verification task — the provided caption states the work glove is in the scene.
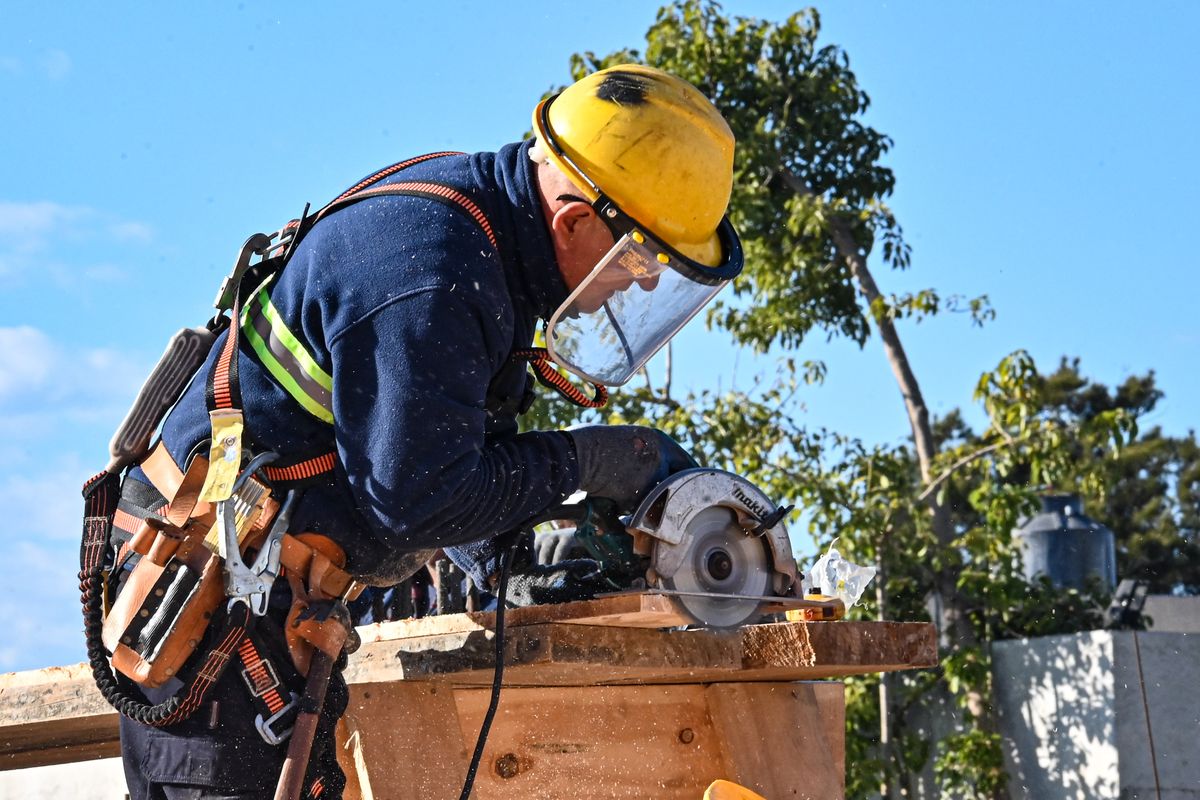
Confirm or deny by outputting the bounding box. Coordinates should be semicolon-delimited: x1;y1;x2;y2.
566;425;699;513
504;558;610;607
535;528;587;565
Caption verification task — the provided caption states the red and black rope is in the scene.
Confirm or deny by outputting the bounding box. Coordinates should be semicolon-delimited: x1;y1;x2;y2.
511;348;608;409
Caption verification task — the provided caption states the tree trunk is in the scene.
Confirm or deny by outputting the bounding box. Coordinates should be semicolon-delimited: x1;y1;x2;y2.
814;197;969;640
824;210;1001;798
781;168;1000;794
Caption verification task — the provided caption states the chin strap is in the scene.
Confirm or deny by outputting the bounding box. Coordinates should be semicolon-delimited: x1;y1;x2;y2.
510;348;608;409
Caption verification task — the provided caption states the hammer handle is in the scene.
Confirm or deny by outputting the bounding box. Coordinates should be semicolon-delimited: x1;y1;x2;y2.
273;650;336;800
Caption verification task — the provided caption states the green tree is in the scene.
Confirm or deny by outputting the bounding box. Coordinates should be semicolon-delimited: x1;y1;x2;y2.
552;1;997;665
530;3;1155;797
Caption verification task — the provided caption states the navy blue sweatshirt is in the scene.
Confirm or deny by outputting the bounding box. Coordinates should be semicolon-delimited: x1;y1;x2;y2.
149;142;580;585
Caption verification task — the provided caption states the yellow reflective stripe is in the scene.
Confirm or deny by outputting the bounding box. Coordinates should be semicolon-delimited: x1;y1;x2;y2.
240;289;335;425
258;293;333;392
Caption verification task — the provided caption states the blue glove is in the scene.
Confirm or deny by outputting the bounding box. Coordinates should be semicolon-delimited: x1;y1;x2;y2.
566;425;699;513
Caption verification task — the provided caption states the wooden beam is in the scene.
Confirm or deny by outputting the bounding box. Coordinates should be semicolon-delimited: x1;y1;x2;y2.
355;593;846;644
451;684;730;800
339;682;468;799
342;681;848;800
354;594;693;643
0;618;935;771
707;682;845;799
346;621;936;687
0;664;118;771
344;623;745;687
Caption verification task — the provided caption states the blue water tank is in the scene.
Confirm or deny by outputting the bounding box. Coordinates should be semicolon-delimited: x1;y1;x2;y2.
1013;495;1116;591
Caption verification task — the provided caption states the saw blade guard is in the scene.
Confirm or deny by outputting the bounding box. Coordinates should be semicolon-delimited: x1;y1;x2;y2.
628;469;799;597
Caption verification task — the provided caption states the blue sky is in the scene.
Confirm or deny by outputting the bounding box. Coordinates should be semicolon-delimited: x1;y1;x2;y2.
1;2;1196;671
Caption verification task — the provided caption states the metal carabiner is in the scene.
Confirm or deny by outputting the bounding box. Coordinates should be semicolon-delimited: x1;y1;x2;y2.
212;233;273;322
218;451;294;616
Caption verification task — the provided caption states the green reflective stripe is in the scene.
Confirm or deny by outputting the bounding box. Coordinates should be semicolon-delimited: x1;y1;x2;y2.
257;291;333;391
241;290;334;424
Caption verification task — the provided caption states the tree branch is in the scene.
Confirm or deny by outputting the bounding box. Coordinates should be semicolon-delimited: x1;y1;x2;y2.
916;441;1009;503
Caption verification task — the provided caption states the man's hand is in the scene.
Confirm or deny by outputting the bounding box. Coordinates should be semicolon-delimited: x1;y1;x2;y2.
535;528;587;565
566;425;698;512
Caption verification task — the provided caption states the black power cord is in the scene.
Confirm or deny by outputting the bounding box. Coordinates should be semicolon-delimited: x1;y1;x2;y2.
455;500;629;799
457;533;520;800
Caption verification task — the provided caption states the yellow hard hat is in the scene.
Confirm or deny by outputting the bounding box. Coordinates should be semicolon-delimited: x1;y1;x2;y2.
533;64;736;267
703;779;768;800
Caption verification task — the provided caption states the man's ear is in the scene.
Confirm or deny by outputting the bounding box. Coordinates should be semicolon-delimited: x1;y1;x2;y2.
550;201;597;241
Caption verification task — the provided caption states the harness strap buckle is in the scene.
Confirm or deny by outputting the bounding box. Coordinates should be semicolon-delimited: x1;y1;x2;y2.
255;691;300;746
239;653;282;699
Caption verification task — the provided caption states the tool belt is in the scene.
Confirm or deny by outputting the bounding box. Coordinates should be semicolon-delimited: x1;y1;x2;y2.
78;193;365;736
81;439;362;738
103;443;360;686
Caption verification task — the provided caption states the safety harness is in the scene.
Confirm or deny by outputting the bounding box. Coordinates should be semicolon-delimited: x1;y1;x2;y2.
80;151;608;799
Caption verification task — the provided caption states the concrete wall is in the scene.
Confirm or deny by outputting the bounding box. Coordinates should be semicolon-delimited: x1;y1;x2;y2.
1144;595;1200;634
993;630;1200;800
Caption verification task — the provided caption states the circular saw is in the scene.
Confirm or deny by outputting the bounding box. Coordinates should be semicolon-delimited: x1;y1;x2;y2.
626;469;799;628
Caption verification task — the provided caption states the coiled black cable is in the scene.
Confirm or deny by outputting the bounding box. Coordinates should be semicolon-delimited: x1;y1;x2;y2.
80;564;249;726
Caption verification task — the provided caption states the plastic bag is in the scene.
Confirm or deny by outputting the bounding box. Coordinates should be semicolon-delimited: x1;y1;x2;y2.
805;541;877;608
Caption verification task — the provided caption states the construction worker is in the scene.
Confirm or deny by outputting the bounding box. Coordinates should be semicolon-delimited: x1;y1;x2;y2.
110;64;743;799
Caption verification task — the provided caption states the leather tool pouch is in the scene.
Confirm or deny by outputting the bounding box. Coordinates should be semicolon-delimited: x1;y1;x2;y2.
102;473;278;689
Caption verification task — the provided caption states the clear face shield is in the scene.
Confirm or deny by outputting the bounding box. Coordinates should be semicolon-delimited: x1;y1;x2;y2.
546;200;743;386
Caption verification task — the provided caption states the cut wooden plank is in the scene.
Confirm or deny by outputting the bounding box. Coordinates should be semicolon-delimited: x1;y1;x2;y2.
451;684;729;800
741;621;938;679
355;593;845;644
0;620;935;770
344;623;744;688
339;682;468;800
355;594;693;643
707;682;845;799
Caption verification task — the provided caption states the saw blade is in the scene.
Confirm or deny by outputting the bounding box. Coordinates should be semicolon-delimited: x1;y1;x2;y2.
659;504;773;628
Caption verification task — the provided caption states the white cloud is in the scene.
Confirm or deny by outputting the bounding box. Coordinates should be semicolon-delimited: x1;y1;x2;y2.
0;325;56;397
0;334;148;671
0;326;147;429
0;454;97;670
0;200;152;284
109;220;153;243
0;458;91;544
41;48;71;81
0;201;87;250
0;539;89;670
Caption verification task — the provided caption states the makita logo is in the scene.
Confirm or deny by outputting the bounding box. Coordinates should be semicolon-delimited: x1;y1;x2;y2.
732;486;770;519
